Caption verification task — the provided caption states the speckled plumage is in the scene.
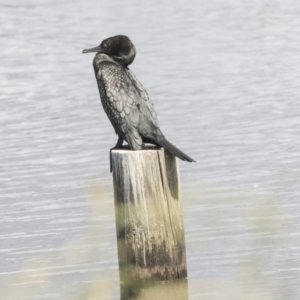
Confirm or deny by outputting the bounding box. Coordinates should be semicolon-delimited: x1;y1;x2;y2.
83;35;195;164
94;56;162;150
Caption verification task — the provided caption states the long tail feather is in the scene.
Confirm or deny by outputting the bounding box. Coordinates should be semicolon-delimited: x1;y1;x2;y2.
157;138;196;162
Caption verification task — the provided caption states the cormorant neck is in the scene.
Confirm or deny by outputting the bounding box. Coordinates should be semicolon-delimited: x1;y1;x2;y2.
93;53;117;68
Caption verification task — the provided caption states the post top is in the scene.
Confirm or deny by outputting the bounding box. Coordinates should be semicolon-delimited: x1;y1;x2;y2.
111;146;161;154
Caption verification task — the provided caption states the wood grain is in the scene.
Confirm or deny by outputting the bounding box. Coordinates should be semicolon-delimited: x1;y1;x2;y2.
112;147;187;283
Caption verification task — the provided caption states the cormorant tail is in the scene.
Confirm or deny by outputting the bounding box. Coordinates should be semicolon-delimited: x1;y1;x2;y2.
157;138;196;162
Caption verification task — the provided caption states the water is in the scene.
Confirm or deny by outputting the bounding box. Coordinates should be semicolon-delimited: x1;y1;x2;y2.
1;0;300;299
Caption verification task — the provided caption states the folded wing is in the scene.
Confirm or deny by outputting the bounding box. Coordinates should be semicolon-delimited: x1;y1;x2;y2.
98;62;162;149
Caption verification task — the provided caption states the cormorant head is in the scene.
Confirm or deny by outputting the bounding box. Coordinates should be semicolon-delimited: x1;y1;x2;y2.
82;35;136;67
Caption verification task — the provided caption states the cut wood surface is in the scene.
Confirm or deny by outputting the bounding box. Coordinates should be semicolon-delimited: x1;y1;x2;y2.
112;147;187;282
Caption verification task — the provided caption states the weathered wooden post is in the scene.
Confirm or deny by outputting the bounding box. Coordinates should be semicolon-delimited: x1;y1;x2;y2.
112;147;187;299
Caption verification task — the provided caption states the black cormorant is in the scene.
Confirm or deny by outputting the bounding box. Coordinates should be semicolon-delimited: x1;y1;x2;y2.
83;35;195;170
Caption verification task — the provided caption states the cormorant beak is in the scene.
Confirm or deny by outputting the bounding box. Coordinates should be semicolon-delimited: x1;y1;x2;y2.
82;45;103;54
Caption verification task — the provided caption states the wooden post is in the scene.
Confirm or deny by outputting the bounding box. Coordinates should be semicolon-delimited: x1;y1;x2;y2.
112;147;187;299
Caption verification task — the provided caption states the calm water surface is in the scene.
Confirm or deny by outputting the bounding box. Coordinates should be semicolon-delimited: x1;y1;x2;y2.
1;0;300;299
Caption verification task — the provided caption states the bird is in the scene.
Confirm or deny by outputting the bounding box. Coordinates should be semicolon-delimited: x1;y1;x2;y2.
82;35;195;171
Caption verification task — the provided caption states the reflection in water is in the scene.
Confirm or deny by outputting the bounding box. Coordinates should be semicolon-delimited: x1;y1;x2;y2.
118;271;188;300
134;280;188;300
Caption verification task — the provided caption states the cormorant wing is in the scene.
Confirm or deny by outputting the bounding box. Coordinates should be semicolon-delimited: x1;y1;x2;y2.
98;62;162;150
126;69;160;128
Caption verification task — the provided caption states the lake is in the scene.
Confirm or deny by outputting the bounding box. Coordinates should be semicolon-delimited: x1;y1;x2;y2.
1;0;299;299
